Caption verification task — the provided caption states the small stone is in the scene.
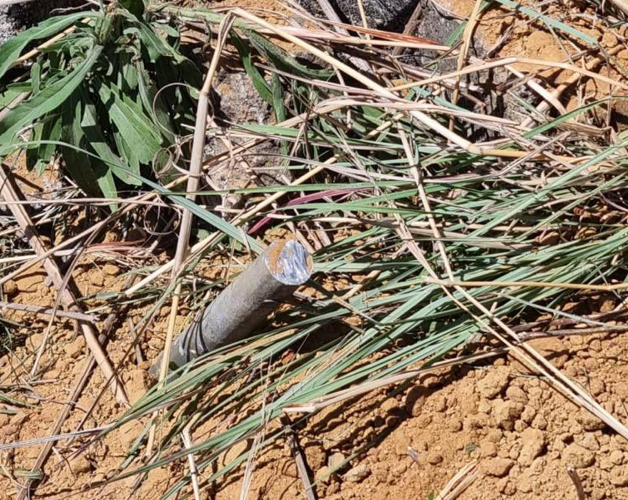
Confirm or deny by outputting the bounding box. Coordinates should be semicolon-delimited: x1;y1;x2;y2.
480;441;498;458
328;452;346;470
580;433;599;451
518;428;545;466
381;398;399;414
392;462;407;476
426;452;443;464
282;461;298;478
91;273;104;287
433;395;447;412
576;409;605;431
589;339;602;351
603;31;619;48
3;280;17;297
562;444;595;469
64;337;85;359
477;367;510;399
521;406;536;424
103;264;120;276
316;466;333;484
500;479;517;496
464;413;490;431
493;400;524;430
30;333;44;349
459;393;477;414
506;386;528;404
448;419;462;432
486;429;503;443
416;414;432;428
481;458;514;477
610;466;628;486
305;445;326;470
393;434;409;456
589;379;605;396
343;464;370;483
531;414;548;430
405;387;426;416
609;449;623;465
71;454;92;474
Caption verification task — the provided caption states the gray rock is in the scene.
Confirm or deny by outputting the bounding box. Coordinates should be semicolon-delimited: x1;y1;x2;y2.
299;0;417;31
0;1;83;47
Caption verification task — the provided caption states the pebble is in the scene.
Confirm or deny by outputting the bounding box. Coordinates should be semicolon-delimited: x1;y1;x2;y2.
531;414;548;430
392;434;409;456
609;449;623;465
610;466;628;486
103;263;120;276
480;441;498;458
481;458;514;477
492;399;524;430
580;433;600;451
486;429;503;443
343;464;370;483
71;454;92;474
64;337;85;359
380;398;400;414
426;451;443;465
477;367;510;399
506;386;528;404
448;419;462;432
315;466;333;484
432;395;447;412
603;31;619;48
562;443;595;469
576;409;605;431
3;280;17;297
328;452;346;470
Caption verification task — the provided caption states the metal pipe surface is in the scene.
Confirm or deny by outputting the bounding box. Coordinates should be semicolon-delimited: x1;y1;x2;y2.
152;238;312;374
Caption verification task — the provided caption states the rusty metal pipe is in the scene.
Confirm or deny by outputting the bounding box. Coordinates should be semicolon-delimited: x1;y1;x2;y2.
151;239;313;374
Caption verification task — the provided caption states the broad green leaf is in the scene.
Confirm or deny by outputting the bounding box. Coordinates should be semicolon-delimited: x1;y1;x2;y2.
81;90;139;189
97;81;162;164
26;114;62;174
0;45;102;144
136;64;174;143
0;83;31;108
61;93;115;196
0;12;95;80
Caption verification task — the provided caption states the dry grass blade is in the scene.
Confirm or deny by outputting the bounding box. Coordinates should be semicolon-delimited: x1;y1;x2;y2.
146;13;236;455
435;462;478;500
280;415;317;500
450;0;483;129
566;467;586;500
0;164;128;405
0;301;96;322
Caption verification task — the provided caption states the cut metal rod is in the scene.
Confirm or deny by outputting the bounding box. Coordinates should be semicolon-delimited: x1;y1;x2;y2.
151;238;313;374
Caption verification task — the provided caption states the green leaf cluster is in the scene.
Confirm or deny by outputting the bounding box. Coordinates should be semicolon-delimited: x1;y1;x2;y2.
0;6;200;204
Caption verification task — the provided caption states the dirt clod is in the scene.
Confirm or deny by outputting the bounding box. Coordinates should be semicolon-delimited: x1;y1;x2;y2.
518;428;545;466
343;464;370;483
477;367;510;399
481;458;514;477
562;444;595;469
